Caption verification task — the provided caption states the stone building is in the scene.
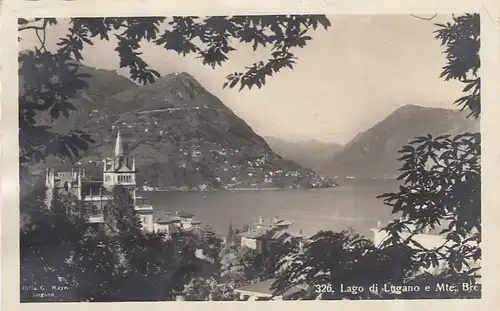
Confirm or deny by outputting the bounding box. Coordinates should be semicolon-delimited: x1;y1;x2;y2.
153;211;202;234
239;216;303;253
45;130;154;231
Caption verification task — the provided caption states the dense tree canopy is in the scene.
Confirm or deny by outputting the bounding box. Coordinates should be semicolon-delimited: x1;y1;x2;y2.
377;13;481;280
270;13;481;300
104;186;143;234
19;17;331;301
272;230;417;300
434;14;480;118
19;14;481;302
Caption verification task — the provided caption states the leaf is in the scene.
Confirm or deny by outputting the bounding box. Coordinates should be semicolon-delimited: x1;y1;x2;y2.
229;78;239;89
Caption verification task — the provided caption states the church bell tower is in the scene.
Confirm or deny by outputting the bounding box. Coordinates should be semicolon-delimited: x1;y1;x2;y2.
103;130;137;199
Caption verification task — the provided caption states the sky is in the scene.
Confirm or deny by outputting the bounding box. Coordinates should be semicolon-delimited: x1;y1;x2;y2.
18;15;464;144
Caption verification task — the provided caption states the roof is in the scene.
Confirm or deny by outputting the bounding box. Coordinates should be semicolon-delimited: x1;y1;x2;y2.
240;227;303;241
255;218;292;227
275;219;293;226
240;227;273;239
114;130;124;157
112;158;134;172
176;211;194;218
269;230;289;240
234;279;304;298
155;214;182;224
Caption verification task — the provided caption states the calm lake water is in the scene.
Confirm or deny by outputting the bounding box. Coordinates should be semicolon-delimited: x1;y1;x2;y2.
144;178;402;239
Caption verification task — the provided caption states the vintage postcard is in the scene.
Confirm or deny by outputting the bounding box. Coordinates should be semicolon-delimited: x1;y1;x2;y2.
1;0;499;310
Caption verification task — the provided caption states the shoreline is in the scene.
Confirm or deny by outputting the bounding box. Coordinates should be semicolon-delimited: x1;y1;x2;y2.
143;185;339;193
140;178;399;193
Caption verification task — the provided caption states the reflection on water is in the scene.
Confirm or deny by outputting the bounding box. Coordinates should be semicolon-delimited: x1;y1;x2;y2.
145;179;402;239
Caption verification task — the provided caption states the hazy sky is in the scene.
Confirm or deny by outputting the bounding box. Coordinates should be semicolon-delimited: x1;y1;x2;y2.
19;15;464;144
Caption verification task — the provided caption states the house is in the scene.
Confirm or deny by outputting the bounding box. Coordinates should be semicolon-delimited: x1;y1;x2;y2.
240;216;303;253
255;216;292;229
154;214;182;234
153;211;202;233
233;278;306;301
45;130;154;230
45;131;204;235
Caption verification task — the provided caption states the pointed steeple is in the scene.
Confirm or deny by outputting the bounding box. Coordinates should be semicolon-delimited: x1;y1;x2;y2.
114;130;124;157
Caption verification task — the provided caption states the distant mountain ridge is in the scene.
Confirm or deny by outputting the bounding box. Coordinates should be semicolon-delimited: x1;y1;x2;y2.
321;104;479;179
26;65;336;190
264;137;342;172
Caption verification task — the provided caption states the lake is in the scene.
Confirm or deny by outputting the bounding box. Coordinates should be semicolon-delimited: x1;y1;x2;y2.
143;178;403;239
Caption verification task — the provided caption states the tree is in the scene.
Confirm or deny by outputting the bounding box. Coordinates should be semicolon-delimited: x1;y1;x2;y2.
20;208;83;301
104;186;143;234
50;188;83;221
219;244;259;288
20;193;115;302
18;16;330;169
19;15;331;302
251;241;295;281
182;276;237;301
377;13;481;280
200;225;223;261
69;231;126;302
269;14;482;300
226;222;236;246
434;14;480;118
272;230;416;300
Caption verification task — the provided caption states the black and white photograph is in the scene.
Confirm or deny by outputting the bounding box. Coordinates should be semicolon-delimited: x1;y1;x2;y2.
15;13;482;302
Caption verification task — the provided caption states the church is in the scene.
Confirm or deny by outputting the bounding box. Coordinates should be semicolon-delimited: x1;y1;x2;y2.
45;131;155;231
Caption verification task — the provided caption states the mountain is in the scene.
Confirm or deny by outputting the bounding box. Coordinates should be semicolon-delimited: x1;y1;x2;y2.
321;104;479;179
28;67;336;190
264;137;342;171
20;62;139;134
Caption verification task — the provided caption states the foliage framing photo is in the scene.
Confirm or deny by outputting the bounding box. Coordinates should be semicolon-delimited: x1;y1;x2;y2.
18;14;480;302
378;13;480;278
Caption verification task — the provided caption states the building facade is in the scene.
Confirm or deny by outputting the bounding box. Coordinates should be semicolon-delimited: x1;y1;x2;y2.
239;216;303;254
45;131;154;231
153;211;202;234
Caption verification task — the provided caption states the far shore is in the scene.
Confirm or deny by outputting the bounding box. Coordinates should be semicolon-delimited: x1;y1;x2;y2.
143;185;339;193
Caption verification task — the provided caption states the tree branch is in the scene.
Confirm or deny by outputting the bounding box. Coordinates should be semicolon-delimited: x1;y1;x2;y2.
18;25;46;32
410;14;438;21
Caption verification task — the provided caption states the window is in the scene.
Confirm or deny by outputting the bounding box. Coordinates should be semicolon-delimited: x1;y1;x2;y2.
117;175;133;183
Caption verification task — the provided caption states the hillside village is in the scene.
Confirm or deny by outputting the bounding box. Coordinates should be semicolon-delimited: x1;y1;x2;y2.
32;69;337;191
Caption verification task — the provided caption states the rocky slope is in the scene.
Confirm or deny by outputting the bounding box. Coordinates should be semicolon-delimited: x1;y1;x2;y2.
28;67;336;190
264;137;342;172
321;104;479;179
